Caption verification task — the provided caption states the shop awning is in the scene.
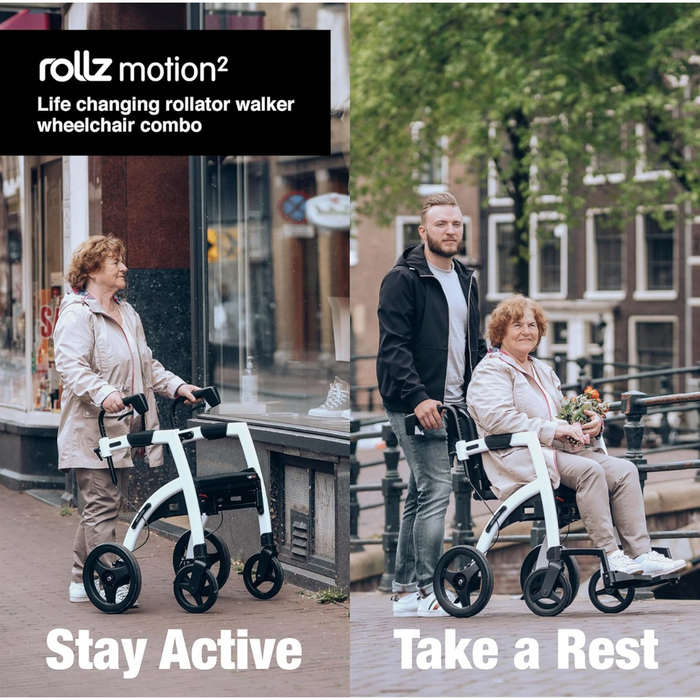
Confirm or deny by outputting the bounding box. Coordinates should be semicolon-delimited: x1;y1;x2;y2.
0;8;51;30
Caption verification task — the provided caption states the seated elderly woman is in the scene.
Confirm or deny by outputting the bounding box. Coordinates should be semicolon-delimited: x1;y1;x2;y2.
54;235;199;604
466;294;686;578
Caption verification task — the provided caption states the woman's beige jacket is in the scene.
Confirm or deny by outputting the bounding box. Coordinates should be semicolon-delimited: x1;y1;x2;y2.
53;292;185;471
466;349;593;500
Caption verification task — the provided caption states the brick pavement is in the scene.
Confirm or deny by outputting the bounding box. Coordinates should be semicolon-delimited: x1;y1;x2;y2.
350;591;700;696
0;486;349;697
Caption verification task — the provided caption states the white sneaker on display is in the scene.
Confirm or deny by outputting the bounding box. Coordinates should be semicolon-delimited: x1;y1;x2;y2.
634;551;687;578
603;549;644;575
308;377;350;418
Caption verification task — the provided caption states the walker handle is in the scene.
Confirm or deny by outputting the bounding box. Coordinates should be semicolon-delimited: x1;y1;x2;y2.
169;386;221;428
404;404;445;434
97;393;149;484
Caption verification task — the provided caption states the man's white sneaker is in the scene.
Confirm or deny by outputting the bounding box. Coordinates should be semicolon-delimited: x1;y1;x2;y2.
392;592;420;617
417;591;459;617
69;582;89;603
634;551;687;578
604;550;644;575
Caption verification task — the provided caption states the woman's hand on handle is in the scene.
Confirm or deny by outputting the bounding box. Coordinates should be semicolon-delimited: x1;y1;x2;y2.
101;391;125;414
177;383;201;405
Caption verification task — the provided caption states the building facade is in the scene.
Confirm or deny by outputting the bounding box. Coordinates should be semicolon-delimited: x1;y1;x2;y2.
0;2;350;591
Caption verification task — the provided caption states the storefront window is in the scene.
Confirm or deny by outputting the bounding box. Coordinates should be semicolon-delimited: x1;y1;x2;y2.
203;155;350;430
31;159;63;412
0;156;26;407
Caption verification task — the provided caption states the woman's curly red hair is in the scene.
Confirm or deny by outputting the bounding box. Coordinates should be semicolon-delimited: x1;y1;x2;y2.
66;235;126;291
487;294;548;348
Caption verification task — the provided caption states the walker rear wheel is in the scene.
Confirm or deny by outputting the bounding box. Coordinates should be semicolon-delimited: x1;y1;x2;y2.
520;545;580;607
523;568;571;617
242;553;284;600
173;564;219;613
588;570;635;614
83;543;141;614
172;529;231;589
433;546;493;618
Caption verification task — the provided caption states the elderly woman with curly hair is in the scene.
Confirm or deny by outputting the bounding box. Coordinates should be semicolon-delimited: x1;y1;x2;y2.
466;294;686;578
54;235;199;604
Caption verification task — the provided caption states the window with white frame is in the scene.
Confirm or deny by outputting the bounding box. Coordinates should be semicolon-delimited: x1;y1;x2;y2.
584;120;627;186
410;121;448;195
633;208;676;301
631;318;676;395
634;123;672;182
586;211;624;294
395;215;471;259
487;213;517;299
529;213;567;298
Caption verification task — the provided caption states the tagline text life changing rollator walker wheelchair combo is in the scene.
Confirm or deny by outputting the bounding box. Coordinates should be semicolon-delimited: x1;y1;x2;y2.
406;404;683;618
85;387;283;614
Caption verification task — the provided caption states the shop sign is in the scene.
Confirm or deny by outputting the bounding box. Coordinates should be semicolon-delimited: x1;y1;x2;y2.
282;224;315;239
39;304;60;339
305;193;350;230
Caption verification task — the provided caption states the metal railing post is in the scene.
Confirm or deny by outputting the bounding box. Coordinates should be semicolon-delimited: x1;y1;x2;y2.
378;424;402;592
350;418;362;549
451;466;474;546
621;391;648;491
530;520;547;548
576;357;592;394
658;375;671;444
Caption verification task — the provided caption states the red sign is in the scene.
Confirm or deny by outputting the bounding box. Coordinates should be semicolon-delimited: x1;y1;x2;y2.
39;305;60;339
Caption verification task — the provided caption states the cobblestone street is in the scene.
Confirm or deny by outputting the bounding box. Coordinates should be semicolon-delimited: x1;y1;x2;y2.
0;486;349;697
351;591;700;696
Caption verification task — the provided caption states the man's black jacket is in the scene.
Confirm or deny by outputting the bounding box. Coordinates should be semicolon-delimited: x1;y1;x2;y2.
377;243;487;413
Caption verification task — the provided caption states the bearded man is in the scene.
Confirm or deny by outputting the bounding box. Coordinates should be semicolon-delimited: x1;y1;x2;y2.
377;191;487;616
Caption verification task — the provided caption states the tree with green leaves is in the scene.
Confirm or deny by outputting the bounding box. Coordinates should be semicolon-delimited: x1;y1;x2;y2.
351;3;700;292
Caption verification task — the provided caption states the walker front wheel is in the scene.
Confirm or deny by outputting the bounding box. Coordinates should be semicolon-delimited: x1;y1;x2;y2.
588;570;635;614
520;545;580;607
523;568;571;617
83;543;141;614
242;553;284;600
173;564;219;613
172;529;231;589
433;546;493;618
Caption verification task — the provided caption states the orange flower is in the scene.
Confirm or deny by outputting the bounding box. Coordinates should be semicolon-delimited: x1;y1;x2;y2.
591;389;600;399
584;385;594;394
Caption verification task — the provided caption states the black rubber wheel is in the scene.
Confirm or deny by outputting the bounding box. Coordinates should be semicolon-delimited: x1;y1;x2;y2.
520;545;580;607
83;543;141;614
173;564;219;613
242;554;284;600
433;546;494;618
523;568;572;617
172;529;231;589
588;570;635;614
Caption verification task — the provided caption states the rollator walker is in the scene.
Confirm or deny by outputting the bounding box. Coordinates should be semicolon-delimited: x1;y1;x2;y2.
85;387;282;614
406;404;682;618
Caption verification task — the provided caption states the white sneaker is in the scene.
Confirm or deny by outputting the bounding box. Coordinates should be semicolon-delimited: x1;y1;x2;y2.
308;377;350;417
634;551;687;578
417;591;460;617
69;582;89;603
97;583;139;608
392;592;420;617
604;549;644;575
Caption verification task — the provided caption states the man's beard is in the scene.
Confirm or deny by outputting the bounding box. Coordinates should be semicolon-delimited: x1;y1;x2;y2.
425;233;459;259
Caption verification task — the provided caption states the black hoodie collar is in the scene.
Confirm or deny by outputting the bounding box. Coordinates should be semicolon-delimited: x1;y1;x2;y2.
398;243;470;278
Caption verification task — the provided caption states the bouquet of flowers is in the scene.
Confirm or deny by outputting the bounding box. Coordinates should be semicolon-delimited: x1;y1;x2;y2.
556;385;609;445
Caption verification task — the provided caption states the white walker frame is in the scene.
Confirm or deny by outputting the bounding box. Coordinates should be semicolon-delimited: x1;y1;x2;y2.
98;421;273;554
